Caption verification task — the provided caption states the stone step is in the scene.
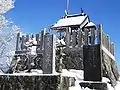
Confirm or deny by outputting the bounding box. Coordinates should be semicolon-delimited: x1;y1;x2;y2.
79;81;108;90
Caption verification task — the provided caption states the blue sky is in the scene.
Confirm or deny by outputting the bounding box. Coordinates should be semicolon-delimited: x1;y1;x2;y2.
5;0;120;62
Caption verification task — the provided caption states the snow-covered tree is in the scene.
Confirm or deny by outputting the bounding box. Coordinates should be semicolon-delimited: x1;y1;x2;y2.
0;0;21;73
0;0;14;14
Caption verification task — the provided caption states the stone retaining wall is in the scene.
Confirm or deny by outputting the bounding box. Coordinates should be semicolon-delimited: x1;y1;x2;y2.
0;75;60;90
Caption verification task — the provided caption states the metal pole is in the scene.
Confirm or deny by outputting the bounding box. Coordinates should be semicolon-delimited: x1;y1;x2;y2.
67;0;70;14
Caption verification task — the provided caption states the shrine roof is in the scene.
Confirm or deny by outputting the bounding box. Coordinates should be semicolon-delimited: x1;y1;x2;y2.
51;14;89;30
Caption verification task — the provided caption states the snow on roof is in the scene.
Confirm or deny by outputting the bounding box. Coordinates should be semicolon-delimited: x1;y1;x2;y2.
51;15;89;29
85;22;96;28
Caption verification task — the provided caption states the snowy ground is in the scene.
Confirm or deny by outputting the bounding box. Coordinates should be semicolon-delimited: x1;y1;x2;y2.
62;69;120;90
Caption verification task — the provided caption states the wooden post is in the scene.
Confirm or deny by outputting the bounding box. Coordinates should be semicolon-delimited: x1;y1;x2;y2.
97;24;102;44
111;42;115;56
102;32;104;46
102;32;105;47
16;33;20;51
36;34;39;43
25;35;29;42
106;35;110;51
105;34;107;49
36;34;42;54
40;29;46;50
90;28;95;45
65;27;71;47
78;28;83;47
31;34;34;39
21;35;25;50
71;30;77;47
84;28;88;45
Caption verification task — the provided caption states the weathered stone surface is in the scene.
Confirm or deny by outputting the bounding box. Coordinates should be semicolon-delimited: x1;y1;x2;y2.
83;44;102;81
0;75;75;90
82;44;119;86
43;34;56;74
0;75;60;90
61;47;83;70
102;51;119;86
62;76;75;90
11;54;43;73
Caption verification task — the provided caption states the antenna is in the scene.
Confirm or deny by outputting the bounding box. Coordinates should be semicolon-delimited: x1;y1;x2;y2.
67;0;70;14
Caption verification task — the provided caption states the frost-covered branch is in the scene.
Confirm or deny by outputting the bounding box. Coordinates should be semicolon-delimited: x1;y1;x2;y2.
0;0;14;14
0;0;22;73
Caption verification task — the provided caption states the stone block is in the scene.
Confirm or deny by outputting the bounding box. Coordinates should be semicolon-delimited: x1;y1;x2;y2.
83;44;102;81
80;81;108;90
43;34;56;74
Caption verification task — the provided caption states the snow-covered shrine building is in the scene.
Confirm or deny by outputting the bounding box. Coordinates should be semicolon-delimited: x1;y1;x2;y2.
51;10;119;89
0;10;119;90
